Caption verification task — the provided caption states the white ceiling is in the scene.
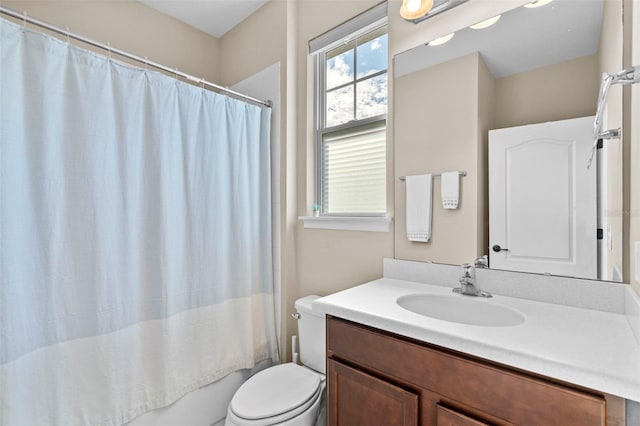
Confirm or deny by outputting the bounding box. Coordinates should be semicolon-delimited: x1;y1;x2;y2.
139;0;270;38
395;0;605;78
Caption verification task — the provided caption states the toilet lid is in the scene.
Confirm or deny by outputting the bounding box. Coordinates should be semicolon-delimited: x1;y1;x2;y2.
230;363;322;421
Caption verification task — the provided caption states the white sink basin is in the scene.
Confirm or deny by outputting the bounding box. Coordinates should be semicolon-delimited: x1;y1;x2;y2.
397;293;525;327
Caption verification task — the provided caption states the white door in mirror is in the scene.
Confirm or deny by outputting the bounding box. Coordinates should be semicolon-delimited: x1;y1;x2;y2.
489;116;597;279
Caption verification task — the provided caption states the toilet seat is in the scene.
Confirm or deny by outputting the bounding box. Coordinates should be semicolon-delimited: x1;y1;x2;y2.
229;363;324;425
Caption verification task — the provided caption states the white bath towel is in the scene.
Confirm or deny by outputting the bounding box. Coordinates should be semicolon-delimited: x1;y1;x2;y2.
405;174;432;242
441;171;460;209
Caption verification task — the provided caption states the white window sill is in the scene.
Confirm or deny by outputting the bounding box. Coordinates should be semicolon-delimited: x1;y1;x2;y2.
298;215;392;232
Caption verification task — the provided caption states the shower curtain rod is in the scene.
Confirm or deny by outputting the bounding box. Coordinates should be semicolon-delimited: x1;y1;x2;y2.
0;6;272;108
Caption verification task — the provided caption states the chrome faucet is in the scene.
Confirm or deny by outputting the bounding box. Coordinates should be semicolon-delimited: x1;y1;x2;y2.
453;258;492;298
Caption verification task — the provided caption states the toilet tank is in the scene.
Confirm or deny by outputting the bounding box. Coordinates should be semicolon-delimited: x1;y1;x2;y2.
294;295;326;374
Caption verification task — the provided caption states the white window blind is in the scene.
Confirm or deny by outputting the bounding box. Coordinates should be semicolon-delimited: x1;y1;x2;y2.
322;121;386;214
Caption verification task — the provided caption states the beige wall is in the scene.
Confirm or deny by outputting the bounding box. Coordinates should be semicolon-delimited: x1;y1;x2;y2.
494;55;599;129
394;53;485;264
2;0;220;82
219;1;287;86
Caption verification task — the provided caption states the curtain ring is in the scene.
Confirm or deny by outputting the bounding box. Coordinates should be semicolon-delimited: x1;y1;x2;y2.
174;68;178;80
22;11;27;29
144;57;148;71
106;42;112;60
65;27;71;44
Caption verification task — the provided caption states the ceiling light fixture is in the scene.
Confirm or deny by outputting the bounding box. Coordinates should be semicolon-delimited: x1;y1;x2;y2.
524;0;553;8
469;15;501;30
400;0;434;21
428;33;455;46
401;0;470;24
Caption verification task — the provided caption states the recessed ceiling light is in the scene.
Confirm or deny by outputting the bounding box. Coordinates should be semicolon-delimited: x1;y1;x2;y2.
428;33;455;46
524;0;553;9
469;15;501;30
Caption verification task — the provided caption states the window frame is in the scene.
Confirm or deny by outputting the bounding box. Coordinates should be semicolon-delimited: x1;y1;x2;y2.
313;18;388;218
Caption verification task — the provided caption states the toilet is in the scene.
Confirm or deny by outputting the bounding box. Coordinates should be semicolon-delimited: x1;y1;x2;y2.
225;295;326;426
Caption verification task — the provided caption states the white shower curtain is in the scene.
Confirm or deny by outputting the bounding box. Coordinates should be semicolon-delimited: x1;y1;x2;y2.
0;18;278;426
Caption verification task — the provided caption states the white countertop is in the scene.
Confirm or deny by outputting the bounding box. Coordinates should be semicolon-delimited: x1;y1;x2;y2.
314;277;640;402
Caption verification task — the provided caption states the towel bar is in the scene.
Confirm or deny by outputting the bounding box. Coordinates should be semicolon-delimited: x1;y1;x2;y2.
399;171;467;181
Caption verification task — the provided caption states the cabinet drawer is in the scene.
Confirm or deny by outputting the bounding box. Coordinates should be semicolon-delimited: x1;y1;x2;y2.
327;316;605;425
436;404;491;426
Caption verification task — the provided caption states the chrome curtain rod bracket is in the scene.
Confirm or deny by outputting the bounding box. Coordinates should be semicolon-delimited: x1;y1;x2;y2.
0;5;271;108
598;128;621;140
611;66;640;85
399;171;467;181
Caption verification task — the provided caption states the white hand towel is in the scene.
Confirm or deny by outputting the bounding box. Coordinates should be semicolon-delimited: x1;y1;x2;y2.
441;171;460;209
405;174;432;242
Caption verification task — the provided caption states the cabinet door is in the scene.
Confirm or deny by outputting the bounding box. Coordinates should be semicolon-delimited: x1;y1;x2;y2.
328;359;418;426
436;404;491;426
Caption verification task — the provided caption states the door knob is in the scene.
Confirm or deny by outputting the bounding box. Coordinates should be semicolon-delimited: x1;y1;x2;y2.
492;244;509;253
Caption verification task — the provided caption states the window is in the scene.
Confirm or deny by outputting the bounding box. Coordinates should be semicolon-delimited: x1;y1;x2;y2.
311;4;388;217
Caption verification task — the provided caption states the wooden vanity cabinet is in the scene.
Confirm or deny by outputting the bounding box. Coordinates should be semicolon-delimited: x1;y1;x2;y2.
326;316;609;426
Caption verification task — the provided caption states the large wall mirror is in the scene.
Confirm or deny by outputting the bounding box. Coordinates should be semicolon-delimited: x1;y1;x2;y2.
393;0;625;283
